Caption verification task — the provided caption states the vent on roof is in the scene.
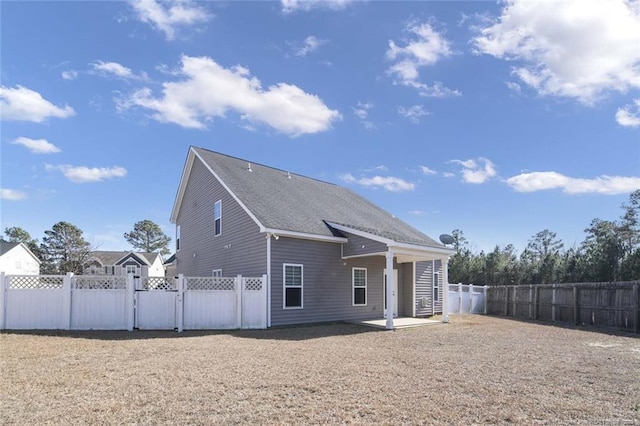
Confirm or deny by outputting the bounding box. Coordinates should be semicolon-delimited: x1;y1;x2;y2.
247;163;253;172
287;171;291;179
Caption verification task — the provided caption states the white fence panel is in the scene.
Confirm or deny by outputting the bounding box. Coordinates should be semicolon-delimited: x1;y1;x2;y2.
184;291;237;329
448;284;487;314
72;290;128;330
241;276;267;329
136;291;177;330
6;289;65;329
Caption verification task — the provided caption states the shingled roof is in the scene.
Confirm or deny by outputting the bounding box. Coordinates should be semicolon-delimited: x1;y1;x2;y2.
174;147;447;251
89;251;162;266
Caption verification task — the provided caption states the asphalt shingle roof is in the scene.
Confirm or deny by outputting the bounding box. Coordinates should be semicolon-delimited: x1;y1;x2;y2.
90;251;161;266
193;147;445;249
0;241;20;256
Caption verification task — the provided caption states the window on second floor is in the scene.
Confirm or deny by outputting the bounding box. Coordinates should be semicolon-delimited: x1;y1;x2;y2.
214;200;222;236
176;225;181;251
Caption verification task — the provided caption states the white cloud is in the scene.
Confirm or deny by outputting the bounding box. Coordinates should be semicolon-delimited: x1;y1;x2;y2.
449;157;497;184
387;22;460;97
506;171;640;195
0;188;27;201
129;0;211;40
352;101;374;129
616;98;640;127
398;104;429;123
473;0;640;105
408;210;426;216
45;164;127;183
505;81;521;94
0;85;75;122
443;172;455;178
118;55;341;136
281;0;356;14
292;36;327;57
11;137;61;154
420;165;437;175
91;61;147;81
61;70;78;80
340;173;415;192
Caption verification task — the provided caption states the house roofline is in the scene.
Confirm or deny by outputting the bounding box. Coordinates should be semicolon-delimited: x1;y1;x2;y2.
2;242;42;265
326;222;455;256
262;228;348;243
170;147;265;233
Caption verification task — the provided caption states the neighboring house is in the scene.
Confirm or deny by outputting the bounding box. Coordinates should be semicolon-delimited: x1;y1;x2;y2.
0;241;41;275
171;147;455;328
163;253;177;278
83;251;165;277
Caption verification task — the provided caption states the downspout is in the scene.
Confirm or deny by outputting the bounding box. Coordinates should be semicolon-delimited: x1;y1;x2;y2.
266;233;272;328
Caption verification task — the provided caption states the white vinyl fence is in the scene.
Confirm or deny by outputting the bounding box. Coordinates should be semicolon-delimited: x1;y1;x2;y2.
448;283;488;314
0;273;267;331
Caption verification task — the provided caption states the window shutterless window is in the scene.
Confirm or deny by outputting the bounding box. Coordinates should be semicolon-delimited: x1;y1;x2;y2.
433;271;440;301
176;225;181;251
214;200;222;236
283;264;303;309
352;267;367;306
212;269;222;278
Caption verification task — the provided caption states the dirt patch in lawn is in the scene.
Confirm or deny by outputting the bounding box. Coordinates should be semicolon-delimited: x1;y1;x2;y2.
1;315;639;424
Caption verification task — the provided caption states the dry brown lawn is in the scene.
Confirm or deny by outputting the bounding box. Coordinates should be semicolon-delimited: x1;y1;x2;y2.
1;315;639;425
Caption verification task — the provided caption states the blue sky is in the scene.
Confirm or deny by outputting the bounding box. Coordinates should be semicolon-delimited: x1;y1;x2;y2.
1;0;639;255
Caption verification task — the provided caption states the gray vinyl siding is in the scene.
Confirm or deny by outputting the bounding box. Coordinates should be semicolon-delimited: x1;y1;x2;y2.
341;232;387;257
271;237;407;326
433;259;443;314
175;157;266;277
399;263;413;316
415;261;434;316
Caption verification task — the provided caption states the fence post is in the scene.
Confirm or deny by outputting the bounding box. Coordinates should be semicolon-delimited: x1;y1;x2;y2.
458;283;463;313
236;275;243;329
573;285;579;325
469;284;474;313
483;286;488;314
176;275;184;333
0;272;6;330
262;274;268;329
62;273;72;330
504;287;509;316
552;284;556;322
533;286;539;320
126;273;135;331
512;286;517;317
633;283;639;334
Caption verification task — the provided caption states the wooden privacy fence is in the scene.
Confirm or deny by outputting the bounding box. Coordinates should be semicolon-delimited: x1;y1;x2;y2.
448;283;488;314
0;273;267;331
486;281;640;333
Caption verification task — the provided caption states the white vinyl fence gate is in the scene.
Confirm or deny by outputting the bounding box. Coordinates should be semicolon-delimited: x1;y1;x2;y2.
0;273;267;331
448;283;488;314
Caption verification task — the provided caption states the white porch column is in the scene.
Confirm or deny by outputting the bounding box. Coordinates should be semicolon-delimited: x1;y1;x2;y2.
442;257;450;323
385;250;394;330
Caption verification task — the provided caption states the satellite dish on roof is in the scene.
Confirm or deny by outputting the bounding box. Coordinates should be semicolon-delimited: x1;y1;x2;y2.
439;234;455;245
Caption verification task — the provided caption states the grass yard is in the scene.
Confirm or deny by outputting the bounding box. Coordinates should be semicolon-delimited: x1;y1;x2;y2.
1;315;639;425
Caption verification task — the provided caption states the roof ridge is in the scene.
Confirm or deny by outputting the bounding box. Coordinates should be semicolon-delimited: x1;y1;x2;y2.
194;146;340;188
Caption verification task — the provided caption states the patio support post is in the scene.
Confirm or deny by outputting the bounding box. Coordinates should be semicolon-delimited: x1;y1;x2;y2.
442;257;449;323
385;250;394;330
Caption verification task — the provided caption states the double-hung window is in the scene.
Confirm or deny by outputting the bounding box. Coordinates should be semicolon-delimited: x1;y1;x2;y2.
433;271;440;302
352;268;367;306
214;200;222;236
283;264;303;309
176;225;181;251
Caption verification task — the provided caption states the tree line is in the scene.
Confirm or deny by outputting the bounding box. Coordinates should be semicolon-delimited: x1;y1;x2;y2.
1;220;171;275
449;190;640;285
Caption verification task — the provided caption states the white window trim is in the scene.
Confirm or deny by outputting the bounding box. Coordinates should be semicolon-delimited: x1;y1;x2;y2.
214;199;222;237
212;269;222;278
283;263;303;310
352;267;367;306
176;225;181;252
125;265;140;276
433;271;440;302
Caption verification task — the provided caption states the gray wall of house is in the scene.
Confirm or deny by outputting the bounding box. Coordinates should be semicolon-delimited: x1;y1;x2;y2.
270;237;414;326
175;157;266;277
414;260;444;316
399;263;413;316
341;232;387;257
